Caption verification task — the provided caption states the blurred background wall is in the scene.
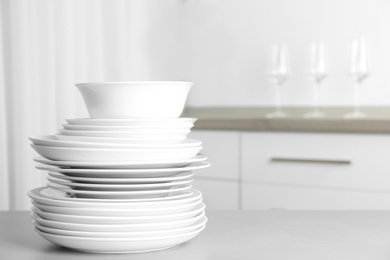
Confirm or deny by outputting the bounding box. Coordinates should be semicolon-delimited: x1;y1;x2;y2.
1;0;389;210
179;0;390;107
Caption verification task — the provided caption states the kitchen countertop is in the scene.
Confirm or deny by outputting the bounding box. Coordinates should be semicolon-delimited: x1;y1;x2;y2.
2;210;390;259
182;107;390;133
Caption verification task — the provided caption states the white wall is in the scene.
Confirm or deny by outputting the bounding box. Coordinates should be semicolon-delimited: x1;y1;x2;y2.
151;0;390;107
1;0;389;210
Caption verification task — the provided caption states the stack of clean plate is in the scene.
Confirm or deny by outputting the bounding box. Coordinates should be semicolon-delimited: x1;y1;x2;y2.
28;117;209;253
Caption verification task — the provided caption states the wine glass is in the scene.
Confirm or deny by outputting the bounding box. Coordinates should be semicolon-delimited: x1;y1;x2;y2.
345;38;370;118
266;44;289;118
304;41;327;118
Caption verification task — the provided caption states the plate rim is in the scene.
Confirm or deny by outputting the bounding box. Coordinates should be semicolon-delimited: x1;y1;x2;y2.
30;135;202;148
46;171;194;183
34;224;205;241
28;187;200;204
33;155;208;169
46;176;193;189
47;182;193;196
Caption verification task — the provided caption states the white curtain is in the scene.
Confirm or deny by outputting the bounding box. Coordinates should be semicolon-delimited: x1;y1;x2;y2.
0;0;187;210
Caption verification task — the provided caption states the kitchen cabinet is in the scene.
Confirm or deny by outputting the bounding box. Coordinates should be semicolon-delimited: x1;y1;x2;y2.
243;184;390;210
242;132;390;209
189;128;390;210
188;130;240;210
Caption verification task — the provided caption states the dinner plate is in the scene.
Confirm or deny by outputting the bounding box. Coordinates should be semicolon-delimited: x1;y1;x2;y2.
30;135;202;148
31;211;205;232
47;171;194;184
36;162;210;177
33;216;207;238
66;118;197;126
31;144;202;162
62;124;194;131
47;176;193;191
48;182;192;199
31;198;202;216
59;129;190;139
55;134;190;144
32;203;205;224
28;187;201;208
34;155;208;169
34;225;205;253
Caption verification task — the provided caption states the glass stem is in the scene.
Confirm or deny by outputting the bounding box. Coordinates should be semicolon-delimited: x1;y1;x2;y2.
275;83;282;113
354;81;361;115
314;81;320;114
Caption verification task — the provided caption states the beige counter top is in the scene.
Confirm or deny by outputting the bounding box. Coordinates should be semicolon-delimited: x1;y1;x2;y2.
182;107;390;133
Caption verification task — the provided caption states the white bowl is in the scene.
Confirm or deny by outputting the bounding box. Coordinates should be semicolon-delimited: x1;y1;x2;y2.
34;225;205;253
76;81;193;119
31;144;202;162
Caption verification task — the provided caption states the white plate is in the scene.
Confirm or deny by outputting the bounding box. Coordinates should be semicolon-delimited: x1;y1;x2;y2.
36;162;210;177
47;176;193;191
59;129;190;139
66;118;197;126
31;198;202;216
34;225;205;253
31;144;202;162
55;134;191;144
48;182;192;199
47;171;194;184
34;155;208;169
33;216;207;238
61;125;193;133
28;187;201;208
39;187;194;203
32;203;206;224
62;124;194;131
31;211;205;232
30;135;202;148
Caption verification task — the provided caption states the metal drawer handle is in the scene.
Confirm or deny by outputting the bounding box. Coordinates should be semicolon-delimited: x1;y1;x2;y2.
270;157;351;165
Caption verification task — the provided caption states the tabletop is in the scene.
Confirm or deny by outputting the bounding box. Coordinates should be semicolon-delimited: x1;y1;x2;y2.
1;210;390;260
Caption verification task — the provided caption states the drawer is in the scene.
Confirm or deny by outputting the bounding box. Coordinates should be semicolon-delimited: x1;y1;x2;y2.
243;183;390;210
242;132;390;191
193;179;239;210
188;130;240;180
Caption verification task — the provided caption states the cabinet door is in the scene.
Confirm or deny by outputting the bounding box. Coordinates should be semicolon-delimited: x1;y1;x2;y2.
188;130;240;210
242;183;390;210
242;132;390;210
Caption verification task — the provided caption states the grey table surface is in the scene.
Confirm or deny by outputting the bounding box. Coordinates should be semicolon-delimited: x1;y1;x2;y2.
1;211;390;259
